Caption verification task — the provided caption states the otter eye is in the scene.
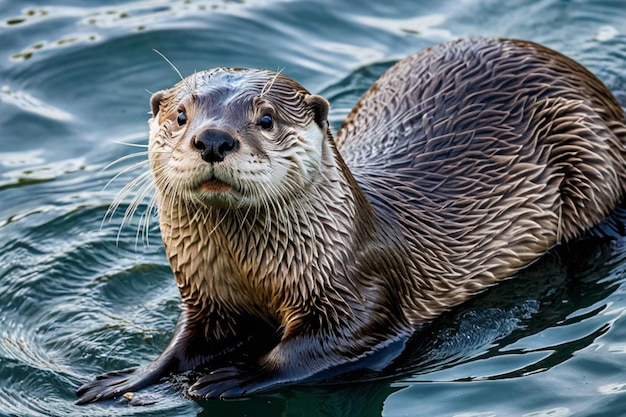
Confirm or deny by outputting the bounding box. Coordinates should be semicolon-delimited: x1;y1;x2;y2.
177;110;187;126
259;114;273;130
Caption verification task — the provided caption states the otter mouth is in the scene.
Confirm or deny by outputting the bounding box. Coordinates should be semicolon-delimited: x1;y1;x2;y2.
198;177;232;193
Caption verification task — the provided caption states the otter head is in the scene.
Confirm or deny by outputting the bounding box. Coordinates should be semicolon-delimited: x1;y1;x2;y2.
148;69;331;210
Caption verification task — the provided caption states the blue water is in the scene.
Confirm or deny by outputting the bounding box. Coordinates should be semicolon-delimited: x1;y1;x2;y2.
1;1;626;416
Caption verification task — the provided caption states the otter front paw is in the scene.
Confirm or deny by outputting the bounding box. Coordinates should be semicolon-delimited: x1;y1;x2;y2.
188;366;281;399
76;366;160;404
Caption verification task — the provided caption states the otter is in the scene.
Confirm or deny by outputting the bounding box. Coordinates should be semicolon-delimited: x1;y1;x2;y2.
76;38;626;403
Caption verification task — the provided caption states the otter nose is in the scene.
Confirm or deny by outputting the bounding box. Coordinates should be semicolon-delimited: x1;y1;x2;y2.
193;129;238;163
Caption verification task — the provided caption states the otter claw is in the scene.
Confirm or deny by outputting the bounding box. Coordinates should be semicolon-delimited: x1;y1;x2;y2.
188;366;272;399
76;363;168;405
76;367;139;404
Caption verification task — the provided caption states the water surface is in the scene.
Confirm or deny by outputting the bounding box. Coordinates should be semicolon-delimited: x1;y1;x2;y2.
1;1;626;416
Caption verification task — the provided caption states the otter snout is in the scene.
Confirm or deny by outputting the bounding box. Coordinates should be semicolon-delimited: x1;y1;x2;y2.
193;128;239;163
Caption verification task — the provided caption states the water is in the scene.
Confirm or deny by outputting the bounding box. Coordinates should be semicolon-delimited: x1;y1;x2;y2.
1;0;626;416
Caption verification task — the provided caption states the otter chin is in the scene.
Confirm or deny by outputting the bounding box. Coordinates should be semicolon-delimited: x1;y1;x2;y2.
77;38;626;404
199;178;231;193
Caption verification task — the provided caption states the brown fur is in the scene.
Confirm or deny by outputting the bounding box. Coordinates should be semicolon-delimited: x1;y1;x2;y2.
77;38;626;403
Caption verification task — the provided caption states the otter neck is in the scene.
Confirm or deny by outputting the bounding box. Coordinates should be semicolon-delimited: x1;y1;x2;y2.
157;147;371;325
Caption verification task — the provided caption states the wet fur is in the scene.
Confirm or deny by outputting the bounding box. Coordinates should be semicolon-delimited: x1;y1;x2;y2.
77;38;626;403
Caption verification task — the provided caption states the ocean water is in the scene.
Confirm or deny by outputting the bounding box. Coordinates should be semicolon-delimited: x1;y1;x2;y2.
1;0;626;416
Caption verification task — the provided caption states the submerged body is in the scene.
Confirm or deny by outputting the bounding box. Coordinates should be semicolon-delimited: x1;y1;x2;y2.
77;38;626;403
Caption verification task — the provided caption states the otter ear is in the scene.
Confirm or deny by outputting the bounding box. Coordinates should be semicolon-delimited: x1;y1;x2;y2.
305;94;330;129
150;90;165;118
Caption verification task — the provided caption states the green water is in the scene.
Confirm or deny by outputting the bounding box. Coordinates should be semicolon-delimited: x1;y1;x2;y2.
2;0;626;416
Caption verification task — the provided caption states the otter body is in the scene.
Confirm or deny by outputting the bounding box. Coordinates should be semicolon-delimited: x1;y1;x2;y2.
77;38;626;403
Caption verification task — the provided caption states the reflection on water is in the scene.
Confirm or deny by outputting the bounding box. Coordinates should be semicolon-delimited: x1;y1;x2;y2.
1;0;626;416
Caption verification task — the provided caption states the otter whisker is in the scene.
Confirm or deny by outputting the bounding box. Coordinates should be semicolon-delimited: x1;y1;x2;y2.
237;200;255;233
139;193;159;245
103;151;148;172
112;141;149;148
153;49;185;82
209;208;229;237
103;157;150;193
115;173;156;245
104;168;150;226
129;177;159;248
109;159;171;246
260;68;283;98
